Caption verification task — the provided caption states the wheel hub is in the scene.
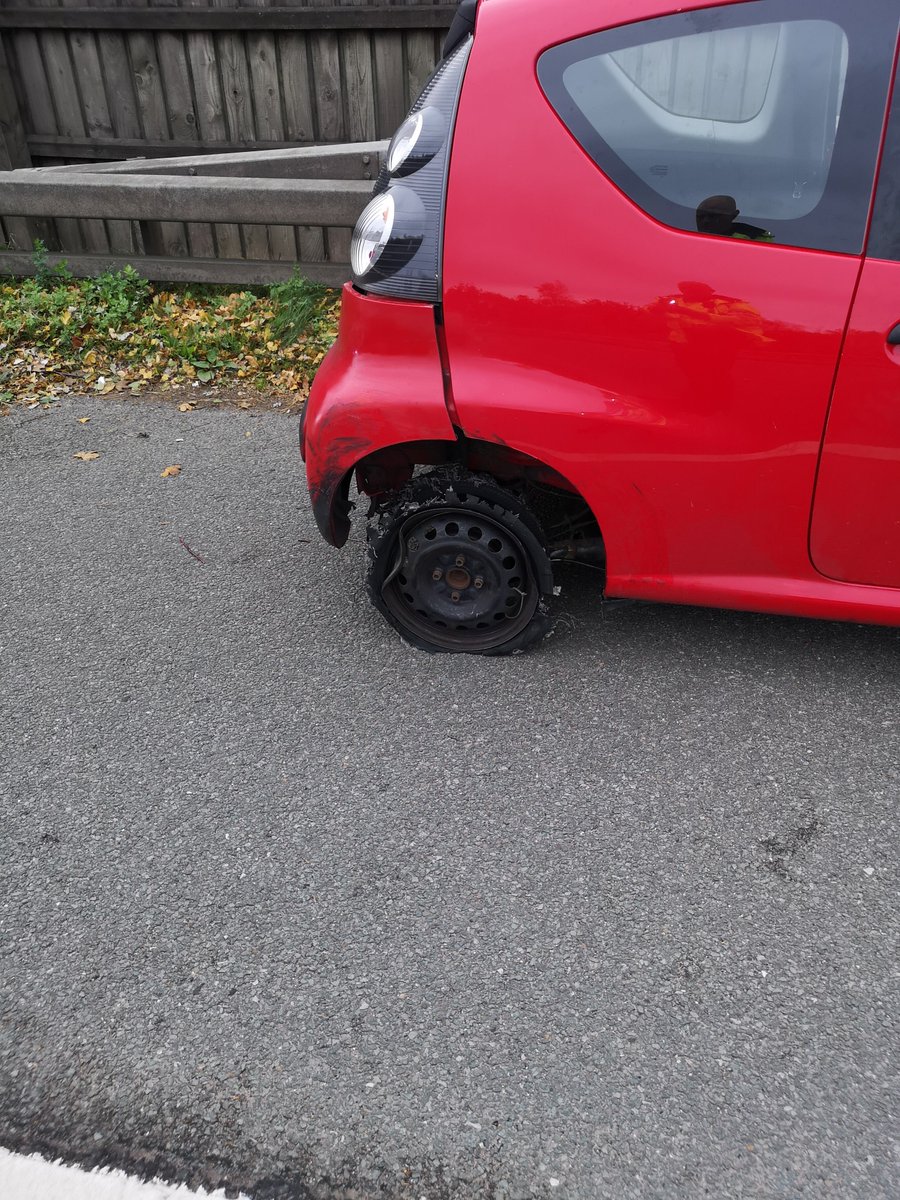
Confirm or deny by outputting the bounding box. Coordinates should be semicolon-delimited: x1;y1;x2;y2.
446;565;471;591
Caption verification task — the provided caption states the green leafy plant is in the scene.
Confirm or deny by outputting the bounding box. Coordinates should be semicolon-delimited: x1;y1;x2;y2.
86;266;150;328
31;239;72;288
268;270;332;346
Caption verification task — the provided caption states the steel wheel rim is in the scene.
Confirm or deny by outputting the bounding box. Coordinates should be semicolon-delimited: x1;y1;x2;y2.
381;506;539;651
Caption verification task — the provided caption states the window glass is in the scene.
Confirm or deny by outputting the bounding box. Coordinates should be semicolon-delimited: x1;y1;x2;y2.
609;25;783;124
868;65;900;262
538;1;897;255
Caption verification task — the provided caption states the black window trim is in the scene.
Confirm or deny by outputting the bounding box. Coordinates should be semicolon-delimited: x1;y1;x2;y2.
537;0;900;257
867;55;900;262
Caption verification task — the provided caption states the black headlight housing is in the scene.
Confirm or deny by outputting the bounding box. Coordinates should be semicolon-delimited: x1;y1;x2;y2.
350;36;473;303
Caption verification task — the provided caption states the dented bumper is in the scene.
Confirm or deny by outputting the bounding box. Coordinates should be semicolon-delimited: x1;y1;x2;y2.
302;284;456;547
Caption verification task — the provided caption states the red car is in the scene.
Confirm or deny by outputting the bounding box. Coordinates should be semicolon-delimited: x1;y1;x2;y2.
302;0;900;654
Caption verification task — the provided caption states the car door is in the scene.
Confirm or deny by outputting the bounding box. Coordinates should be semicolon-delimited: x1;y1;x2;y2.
443;0;899;599
810;66;900;590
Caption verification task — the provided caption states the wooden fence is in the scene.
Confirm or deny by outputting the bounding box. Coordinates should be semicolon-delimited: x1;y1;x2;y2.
0;0;455;277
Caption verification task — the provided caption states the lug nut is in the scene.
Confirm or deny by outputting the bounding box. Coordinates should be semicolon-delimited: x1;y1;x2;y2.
451;591;461;603
432;568;443;581
455;555;465;567
474;576;484;589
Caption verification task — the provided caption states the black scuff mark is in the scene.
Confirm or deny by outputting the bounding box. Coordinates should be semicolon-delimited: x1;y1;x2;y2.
760;809;820;882
0;1048;511;1200
0;1125;506;1200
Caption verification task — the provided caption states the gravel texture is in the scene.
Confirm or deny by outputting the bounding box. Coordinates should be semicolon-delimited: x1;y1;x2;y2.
1;396;898;1199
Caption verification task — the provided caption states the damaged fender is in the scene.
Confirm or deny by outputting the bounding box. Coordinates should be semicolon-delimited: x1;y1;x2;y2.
303;284;457;546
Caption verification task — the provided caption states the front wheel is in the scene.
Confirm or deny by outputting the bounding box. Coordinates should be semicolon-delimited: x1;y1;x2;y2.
366;469;555;655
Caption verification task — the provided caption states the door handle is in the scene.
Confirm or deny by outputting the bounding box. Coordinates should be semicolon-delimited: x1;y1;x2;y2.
887;323;900;345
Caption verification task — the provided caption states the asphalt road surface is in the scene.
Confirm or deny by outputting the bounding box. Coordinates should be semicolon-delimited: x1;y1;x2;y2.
1;396;898;1200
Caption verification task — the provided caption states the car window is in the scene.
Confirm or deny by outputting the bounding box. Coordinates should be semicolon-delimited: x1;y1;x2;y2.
868;62;900;262
538;0;898;255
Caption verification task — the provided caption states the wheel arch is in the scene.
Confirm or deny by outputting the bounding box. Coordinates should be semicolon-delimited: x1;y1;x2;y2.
317;435;607;554
361;434;600;515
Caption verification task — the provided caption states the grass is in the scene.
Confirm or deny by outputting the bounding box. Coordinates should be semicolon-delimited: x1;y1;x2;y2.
269;272;333;347
0;252;341;412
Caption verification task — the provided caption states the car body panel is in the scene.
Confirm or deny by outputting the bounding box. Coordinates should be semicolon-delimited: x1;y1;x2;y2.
439;0;900;624
303;284;456;545
811;258;900;589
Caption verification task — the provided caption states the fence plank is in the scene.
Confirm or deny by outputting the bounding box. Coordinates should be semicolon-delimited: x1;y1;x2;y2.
278;27;324;266
279;32;315;142
306;0;347;262
0;32;34;250
212;1;270;261
33;0;86;251
310;32;343;141
156;29;217;256
129;29;190;256
185;26;243;258
342;32;376;141
372;28;406;138
404;25;433;110
244;1;298;263
157;32;199;145
67;16;133;253
93;25;144;253
5;25;62;249
59;0;117;261
0;247;349;285
0;34;27;165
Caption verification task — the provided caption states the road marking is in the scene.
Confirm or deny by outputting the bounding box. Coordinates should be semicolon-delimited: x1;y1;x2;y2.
0;1148;250;1200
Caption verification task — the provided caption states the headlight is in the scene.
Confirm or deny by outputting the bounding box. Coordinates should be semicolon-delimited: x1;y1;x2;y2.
386;107;446;177
350;193;395;278
387;113;423;173
353;187;425;284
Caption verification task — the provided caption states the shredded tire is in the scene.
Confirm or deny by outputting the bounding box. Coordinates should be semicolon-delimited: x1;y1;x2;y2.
366;467;555;656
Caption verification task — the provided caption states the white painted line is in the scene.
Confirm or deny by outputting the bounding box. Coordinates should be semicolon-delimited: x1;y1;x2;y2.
0;1148;250;1200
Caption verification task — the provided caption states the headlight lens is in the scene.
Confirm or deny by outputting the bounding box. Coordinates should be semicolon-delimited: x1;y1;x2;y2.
386;107;446;177
352;186;425;283
350;193;395;278
387;113;424;173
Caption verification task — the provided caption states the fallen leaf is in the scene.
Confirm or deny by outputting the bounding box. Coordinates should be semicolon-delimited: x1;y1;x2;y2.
77;416;91;424
73;450;100;462
178;402;194;412
160;464;182;478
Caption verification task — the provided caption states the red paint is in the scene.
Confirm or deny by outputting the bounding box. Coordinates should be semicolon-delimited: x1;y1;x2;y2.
304;0;900;627
811;258;900;589
304;284;456;544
